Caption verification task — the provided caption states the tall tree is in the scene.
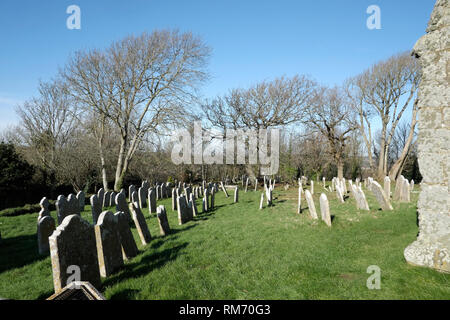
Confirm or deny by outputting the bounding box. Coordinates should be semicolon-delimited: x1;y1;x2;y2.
64;30;211;190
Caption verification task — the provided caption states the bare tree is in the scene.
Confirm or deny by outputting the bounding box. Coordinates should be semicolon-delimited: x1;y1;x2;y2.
15;78;79;186
63;30;211;190
349;52;420;179
305;86;356;179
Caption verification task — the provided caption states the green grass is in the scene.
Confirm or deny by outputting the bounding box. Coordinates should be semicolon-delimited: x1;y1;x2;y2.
0;183;449;300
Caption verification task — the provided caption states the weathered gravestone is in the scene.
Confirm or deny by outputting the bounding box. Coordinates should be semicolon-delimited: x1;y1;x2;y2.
335;185;345;204
128;185;136;199
319;193;332;227
310;180;314;195
102;191;111;208
190;193;198;217
404;0;450;273
245;178;249;192
49;215;101;293
131;190;139;204
95;211;124;277
90;195;102;225
399;177;411;203
38;197;51;220
369;181;393;210
129;202;152;245
210;188;215;209
109;192;116;207
304;190;318;220
221;181;229;197
37;215;56;255
353;185;370;211
234;186;239;203
115;192;132;222
157;205;171;236
148;188;157;214
76;191;85;212
114;211;138;260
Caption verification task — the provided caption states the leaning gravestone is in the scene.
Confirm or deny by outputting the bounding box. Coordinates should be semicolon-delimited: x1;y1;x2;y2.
259;192;264;210
335;185;345;204
157;205;171;236
114;211;138;260
221;181;229;197
95;211;124;277
90;194;102;225
304;190;318;220
369;181;393;211
49;215;101;293
38;197;51;220
404;0;450;273
37;215;56;255
319;193;332;227
76;191;85;212
129;202;152;245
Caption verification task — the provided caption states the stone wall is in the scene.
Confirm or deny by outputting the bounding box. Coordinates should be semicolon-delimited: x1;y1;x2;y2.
404;0;450;273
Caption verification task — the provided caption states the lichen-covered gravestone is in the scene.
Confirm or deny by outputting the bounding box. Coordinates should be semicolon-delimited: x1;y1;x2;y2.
95;211;124;277
129;202;152;245
157;205;171;236
49;214;101;293
55;195;67;225
404;0;450;273
114;211;138;260
37;215;56;255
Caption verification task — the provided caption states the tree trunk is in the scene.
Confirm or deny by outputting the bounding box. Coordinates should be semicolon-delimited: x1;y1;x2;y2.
114;137;127;191
337;158;344;179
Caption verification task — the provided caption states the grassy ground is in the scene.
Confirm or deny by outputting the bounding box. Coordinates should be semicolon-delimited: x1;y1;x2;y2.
0;183;449;300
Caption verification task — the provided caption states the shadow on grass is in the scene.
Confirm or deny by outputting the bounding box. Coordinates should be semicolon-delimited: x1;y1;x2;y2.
102;242;189;289
0;234;48;274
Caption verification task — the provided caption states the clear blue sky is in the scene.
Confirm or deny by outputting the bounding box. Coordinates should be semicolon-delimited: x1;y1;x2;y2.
0;0;435;130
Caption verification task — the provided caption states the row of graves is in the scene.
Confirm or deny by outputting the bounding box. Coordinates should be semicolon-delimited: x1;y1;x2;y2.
36;178;251;297
293;175;415;228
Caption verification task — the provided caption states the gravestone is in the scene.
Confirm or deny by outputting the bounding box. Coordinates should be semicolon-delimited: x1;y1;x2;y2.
49;214;101;293
95;211;124;277
234;186;239;203
323;177;326;188
129;185;136;199
90;195;102;225
115;192;132;222
148;188;157;214
319;193;332;227
369;181;393;210
304;190;318;220
404;0;450;272
335;185;345;203
55;195;68;225
38;197;51;220
221;181;229;197
114;211;138;260
177;195;190;225
410;179;415;192
37;215;56;255
310;180;314;195
297;186;302;214
109;192;116;207
129;202;152;245
190;193;198;217
384;176;391;199
259;192;264;210
172;188;177;211
399;178;411;203
157;205;171;236
245;178;249;192
138;187;146;208
76;191;85;212
393;175;404;201
103;191;111;208
255;178;258;191
131;190;139;204
97;188;105;209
